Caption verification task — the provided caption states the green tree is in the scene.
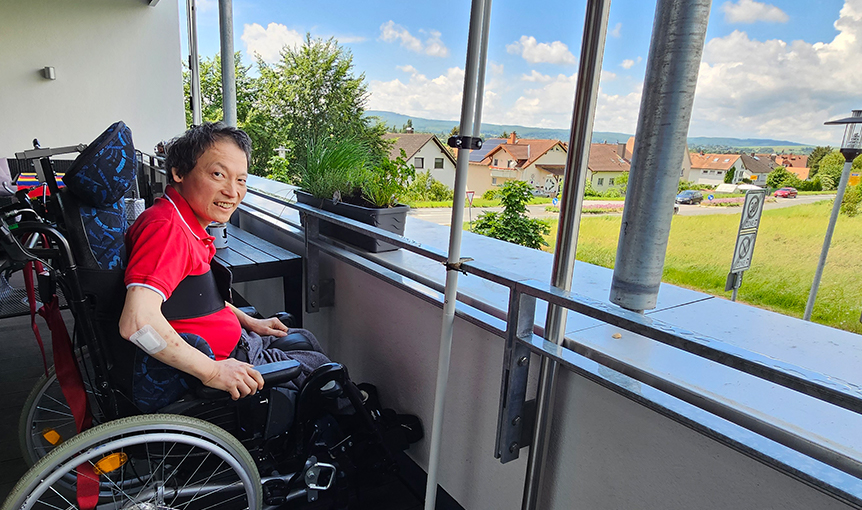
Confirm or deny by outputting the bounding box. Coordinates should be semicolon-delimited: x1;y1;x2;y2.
807;146;832;177
615;171;629;195
257;35;388;177
403;119;413;132
472;180;550;249
841;184;862;217
766;166;791;189
449;126;459;137
182;52;281;176
818;152;846;190
724;166;735;184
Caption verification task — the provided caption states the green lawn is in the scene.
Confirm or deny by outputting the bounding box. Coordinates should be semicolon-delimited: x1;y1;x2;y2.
542;200;862;334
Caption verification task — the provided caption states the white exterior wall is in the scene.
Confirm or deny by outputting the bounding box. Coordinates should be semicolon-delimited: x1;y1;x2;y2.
690;169;727;186
411;142;456;189
589;171;626;191
523;146;567;193
1;0;185;158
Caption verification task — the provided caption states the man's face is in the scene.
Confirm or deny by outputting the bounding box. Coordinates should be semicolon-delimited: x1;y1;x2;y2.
172;138;248;228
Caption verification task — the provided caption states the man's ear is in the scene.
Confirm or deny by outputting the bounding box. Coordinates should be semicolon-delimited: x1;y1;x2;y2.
171;167;183;184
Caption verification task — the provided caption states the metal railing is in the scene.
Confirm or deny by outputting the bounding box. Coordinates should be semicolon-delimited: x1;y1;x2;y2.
239;186;862;502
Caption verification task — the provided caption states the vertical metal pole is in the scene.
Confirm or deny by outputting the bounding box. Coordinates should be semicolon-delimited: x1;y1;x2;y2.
610;0;712;312
804;158;854;320
218;0;237;127
731;271;742;302
424;1;491;508
186;0;202;126
521;1;610;508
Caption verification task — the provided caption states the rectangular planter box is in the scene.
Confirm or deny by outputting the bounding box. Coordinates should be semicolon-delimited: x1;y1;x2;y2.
296;190;409;253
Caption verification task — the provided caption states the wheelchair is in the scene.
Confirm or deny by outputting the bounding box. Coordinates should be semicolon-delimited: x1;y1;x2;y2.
1;127;418;510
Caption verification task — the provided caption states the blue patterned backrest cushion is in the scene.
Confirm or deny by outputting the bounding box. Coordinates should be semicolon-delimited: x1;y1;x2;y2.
62;121;136;269
63;121;135;207
78;200;127;270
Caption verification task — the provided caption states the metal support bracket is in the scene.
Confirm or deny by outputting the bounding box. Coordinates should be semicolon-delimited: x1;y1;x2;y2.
495;291;537;463
447;136;483;150
304;215;321;313
444;257;474;274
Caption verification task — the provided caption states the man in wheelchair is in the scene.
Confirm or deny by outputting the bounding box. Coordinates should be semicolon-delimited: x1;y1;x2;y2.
2;122;421;510
120;122;327;402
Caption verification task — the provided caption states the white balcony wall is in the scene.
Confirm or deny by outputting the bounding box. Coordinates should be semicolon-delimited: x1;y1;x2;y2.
1;0;185;157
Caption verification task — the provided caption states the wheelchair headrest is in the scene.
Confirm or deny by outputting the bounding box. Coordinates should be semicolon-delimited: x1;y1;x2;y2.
63;121;135;208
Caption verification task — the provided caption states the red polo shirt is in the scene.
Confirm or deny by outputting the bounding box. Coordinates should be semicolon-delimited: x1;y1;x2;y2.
125;185;242;360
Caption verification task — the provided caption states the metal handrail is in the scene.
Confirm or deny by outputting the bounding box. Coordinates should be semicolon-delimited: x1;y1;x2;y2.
245;187;862;418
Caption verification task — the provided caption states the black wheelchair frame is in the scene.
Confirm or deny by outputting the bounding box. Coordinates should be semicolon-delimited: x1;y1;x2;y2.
1;149;407;510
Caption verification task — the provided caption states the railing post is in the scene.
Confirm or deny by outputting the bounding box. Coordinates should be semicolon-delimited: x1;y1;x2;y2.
522;0;611;507
609;0;712;313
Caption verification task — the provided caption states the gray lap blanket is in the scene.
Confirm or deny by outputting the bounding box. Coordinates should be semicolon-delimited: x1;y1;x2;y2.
233;328;330;391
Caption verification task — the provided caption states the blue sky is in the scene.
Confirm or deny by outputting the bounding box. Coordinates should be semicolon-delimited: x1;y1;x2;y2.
183;0;861;144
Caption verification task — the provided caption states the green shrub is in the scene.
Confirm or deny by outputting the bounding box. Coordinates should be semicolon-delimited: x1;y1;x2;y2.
266;155;291;183
472;180;550;249
678;180;697;192
841;184;862;217
585;181;601;197
406;170;454;202
603;187;622;198
482;188;499;200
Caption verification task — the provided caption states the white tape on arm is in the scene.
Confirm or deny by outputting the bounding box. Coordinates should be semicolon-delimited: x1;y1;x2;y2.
129;324;168;355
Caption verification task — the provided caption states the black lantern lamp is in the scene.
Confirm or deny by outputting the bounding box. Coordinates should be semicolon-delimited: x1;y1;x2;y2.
825;109;862;161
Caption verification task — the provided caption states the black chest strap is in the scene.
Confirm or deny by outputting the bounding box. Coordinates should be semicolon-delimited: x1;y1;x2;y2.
161;260;233;321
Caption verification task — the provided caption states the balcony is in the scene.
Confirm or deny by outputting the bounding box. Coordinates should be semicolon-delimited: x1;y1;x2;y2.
225;174;862;509
490;167;520;179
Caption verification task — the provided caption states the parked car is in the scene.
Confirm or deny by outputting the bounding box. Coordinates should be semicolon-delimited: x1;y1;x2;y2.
774;187;798;198
675;190;703;204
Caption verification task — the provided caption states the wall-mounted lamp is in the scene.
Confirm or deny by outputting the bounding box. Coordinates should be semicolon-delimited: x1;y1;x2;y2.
41;66;55;80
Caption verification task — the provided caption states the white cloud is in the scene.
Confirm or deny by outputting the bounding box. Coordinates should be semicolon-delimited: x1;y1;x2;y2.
368;66;491;120
693;1;862;142
610;23;622;38
496;72;641;132
620;56;642;69
241;23;304;64
721;0;789;23
422;30;450;57
379;21;450;57
489;61;505;75
506;36;576;65
521;70;553;82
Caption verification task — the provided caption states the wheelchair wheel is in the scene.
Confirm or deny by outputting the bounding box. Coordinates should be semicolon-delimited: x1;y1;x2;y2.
19;369;101;466
4;414;261;510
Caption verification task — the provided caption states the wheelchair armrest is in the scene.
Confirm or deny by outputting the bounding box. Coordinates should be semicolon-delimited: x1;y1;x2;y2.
196;359;301;399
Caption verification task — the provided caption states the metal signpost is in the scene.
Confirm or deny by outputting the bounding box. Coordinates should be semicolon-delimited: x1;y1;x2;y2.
726;188;766;301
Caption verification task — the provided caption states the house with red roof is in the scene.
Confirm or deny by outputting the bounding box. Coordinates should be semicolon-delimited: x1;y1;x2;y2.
586;143;631;192
383;132;457;188
475;132;568;195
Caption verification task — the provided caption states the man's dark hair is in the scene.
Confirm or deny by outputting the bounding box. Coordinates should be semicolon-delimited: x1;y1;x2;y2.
165;122;252;183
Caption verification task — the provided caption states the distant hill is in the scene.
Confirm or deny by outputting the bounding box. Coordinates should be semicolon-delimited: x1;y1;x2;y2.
365;110;816;153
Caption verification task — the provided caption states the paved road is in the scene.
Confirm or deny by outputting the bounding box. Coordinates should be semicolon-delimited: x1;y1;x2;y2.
409;194;834;226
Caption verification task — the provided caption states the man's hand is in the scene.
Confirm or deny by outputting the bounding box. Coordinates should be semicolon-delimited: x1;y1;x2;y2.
243;316;289;337
201;358;265;400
